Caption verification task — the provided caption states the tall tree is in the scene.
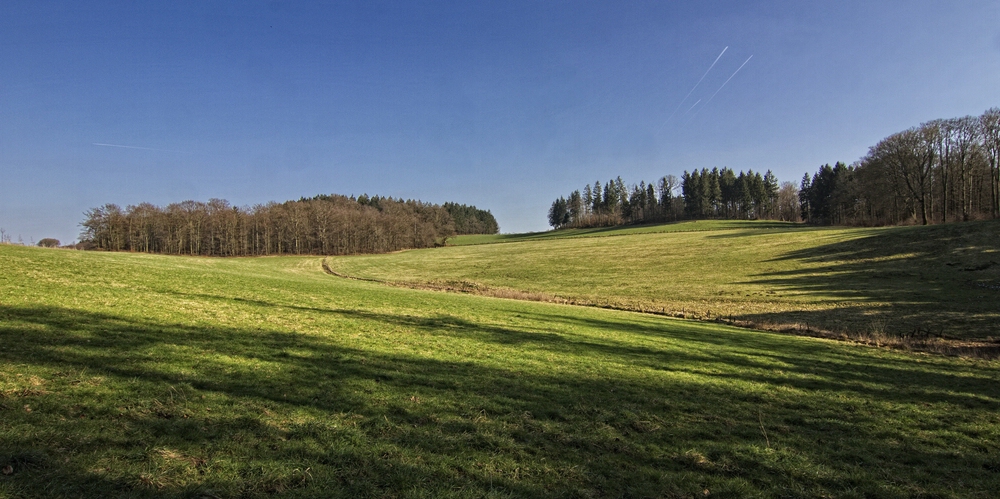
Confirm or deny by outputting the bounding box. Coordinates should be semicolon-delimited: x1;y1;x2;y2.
567;190;584;226
548;197;569;228
867;126;936;225
645;182;657;218
981;108;1000;218
707;168;722;217
763;170;779;219
682;170;698;218
777;182;799;221
592;181;603;213
658;175;678;217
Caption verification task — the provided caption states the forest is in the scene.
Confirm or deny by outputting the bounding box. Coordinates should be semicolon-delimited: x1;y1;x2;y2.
547;169;797;228
547;176;679;228
549;107;1000;228
800;108;1000;225
79;194;498;256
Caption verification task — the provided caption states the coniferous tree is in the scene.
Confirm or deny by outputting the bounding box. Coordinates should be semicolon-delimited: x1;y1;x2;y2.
567;190;584;226
548;197;569;228
442;202;499;235
659;175;678;218
682;170;697;218
645;182;657;217
799;174;812;222
615;177;627;216
763;170;779;219
603;180;617;215
549;167;800;227
707;168;722;217
583;185;594;216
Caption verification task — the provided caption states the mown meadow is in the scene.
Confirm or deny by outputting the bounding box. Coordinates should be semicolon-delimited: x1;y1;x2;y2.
332;220;1000;345
2;238;1000;498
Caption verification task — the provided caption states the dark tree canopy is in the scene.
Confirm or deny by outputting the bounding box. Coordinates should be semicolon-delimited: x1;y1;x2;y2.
548;197;570;228
679;168;778;220
547;175;684;229
442;202;500;235
546;169;780;229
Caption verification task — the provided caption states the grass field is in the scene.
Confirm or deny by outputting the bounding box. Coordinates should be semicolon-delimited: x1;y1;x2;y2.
443;221;793;246
2;242;1000;497
331;220;1000;345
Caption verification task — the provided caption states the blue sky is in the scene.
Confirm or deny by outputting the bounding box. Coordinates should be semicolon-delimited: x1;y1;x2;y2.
2;1;998;243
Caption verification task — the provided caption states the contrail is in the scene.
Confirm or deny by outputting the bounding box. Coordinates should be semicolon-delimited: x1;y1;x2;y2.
702;55;753;108
686;55;753;124
685;99;702;114
93;143;181;153
656;46;728;134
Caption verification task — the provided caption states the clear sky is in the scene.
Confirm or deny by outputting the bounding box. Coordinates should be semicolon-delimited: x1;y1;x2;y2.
2;1;998;243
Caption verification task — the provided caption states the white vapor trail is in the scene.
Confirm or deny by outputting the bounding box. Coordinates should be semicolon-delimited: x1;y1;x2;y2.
93;143;181;153
686;55;753;124
656;46;728;133
685;99;702;114
701;55;753;108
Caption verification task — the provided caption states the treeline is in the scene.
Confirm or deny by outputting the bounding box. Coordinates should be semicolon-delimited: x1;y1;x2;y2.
442;202;500;235
548;169;799;228
547;176;682;228
549;107;999;229
801;108;1000;225
80;194;498;256
679;168;798;221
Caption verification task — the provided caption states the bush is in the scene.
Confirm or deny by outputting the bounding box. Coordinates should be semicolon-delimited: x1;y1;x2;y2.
37;238;60;248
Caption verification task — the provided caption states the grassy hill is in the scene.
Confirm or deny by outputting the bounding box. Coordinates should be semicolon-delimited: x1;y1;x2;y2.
2;242;1000;497
331;220;1000;345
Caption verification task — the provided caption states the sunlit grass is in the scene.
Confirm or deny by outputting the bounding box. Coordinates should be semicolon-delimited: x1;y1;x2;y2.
2;244;1000;497
334;220;1000;341
446;220;791;246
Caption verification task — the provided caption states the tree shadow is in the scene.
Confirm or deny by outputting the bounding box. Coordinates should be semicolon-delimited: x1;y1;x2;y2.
480;220;805;245
2;302;1000;497
703;224;824;239
511;310;1000;405
734;220;1000;340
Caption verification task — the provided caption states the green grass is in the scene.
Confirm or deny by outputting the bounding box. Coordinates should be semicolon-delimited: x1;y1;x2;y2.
2;243;1000;497
446;220;788;246
334;220;1000;342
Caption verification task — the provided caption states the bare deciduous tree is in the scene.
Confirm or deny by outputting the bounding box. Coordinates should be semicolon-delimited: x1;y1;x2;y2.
79;194;489;257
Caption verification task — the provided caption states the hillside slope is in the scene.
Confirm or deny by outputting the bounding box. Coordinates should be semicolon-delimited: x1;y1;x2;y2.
330;220;1000;343
2;244;999;497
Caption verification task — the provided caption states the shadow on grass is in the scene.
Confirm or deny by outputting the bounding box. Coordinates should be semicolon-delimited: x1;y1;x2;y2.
2;302;1000;497
463;220;805;245
512;311;1000;404
733;220;1000;341
702;224;823;239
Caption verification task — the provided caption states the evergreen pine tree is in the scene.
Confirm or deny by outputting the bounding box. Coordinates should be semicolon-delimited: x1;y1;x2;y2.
548;197;569;228
708;168;722;217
